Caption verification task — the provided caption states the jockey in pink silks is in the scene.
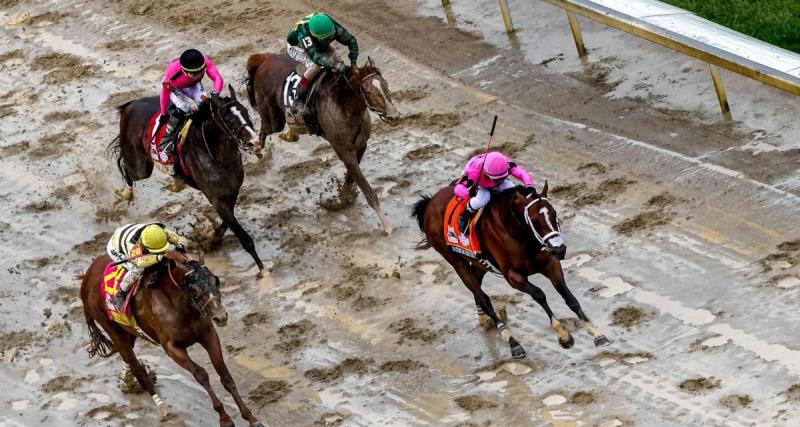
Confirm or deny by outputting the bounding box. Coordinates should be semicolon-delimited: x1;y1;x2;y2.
157;49;224;166
454;151;535;235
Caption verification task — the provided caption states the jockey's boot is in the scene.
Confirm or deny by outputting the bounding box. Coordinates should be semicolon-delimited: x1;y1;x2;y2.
158;115;182;163
113;289;128;311
457;206;477;236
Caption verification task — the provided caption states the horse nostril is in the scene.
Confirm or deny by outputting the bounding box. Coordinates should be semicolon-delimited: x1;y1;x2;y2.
213;312;228;327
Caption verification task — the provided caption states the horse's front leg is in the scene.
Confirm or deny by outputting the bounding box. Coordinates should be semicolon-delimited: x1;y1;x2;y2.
163;341;233;427
542;260;610;347
202;328;264;427
506;269;575;349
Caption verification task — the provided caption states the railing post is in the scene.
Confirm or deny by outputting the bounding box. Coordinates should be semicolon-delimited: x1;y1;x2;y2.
498;0;515;34
566;11;587;57
708;64;733;120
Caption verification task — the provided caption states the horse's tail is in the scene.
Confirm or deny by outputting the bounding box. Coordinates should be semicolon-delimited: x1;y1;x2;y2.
85;310;117;358
411;195;432;250
245;53;267;109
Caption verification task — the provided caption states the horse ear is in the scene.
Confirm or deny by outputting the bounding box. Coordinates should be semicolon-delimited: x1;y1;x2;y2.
368;56;374;67
199;249;205;265
541;180;549;197
228;84;237;101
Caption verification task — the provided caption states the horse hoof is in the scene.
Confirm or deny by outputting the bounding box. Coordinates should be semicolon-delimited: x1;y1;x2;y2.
221;420;235;427
510;344;527;359
558;335;575;349
114;188;133;202
251;422;267;427
158;404;173;420
594;335;611;347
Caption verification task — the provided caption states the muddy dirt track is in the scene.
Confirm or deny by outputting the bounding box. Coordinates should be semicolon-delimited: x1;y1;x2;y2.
1;0;800;426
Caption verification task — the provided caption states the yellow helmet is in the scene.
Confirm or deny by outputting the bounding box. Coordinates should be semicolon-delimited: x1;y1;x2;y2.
140;224;170;254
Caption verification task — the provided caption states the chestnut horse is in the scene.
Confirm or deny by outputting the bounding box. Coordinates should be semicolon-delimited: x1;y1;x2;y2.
245;53;398;234
109;86;264;271
412;183;609;358
80;253;264;426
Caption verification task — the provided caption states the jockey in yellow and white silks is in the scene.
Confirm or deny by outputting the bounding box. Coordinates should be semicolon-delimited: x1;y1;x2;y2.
106;223;188;310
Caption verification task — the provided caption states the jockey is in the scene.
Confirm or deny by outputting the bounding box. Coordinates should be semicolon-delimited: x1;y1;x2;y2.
454;151;535;235
286;12;358;113
158;49;224;166
106;223;189;311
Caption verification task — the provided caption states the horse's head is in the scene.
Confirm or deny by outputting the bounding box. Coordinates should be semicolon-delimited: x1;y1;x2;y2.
182;253;227;327
208;84;259;152
353;57;399;123
513;181;566;260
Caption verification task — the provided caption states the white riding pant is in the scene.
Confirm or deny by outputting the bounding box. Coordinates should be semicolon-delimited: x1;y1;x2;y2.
106;241;142;293
468;179;516;211
286;43;339;81
170;81;206;114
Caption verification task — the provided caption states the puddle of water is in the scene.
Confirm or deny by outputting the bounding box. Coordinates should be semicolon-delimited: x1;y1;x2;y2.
57;397;77;411
775;276;800;289
700;335;729;348
622;355;650;365
561;253;592;269
39;358;53;367
499;361;533;376
599;420;624;427
232;354;295;380
24;369;40;384
88;393;110;403
543;409;579;427
543;394;567;406
708;323;800;375
11;400;28;411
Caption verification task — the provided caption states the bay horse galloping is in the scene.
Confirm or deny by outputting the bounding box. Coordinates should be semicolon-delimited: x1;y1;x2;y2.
80;253;265;426
245;53;398;234
412;183;609;359
109;86;264;271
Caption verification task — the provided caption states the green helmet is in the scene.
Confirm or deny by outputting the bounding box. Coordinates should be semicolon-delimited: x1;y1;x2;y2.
308;13;335;39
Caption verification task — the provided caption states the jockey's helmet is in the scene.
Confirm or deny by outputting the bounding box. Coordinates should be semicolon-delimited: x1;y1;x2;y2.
483;152;510;180
309;13;335;40
180;49;206;74
140;225;170;254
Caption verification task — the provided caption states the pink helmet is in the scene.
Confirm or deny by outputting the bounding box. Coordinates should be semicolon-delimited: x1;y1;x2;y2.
483;152;509;180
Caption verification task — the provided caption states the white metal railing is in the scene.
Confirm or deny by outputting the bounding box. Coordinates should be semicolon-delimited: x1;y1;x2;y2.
443;0;800;120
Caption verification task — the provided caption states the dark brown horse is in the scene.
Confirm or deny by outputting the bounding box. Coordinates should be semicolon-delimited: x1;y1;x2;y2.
109;86;264;271
245;53;397;234
80;252;264;426
412;183;609;359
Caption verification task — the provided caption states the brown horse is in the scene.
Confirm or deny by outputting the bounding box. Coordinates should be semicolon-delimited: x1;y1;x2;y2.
109;86;264;271
80;253;264;426
411;183;609;359
245;53;397;234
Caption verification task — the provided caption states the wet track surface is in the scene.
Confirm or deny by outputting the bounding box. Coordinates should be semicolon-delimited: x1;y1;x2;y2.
1;1;799;426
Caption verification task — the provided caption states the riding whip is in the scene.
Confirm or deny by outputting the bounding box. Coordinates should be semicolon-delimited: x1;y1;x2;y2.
476;115;498;188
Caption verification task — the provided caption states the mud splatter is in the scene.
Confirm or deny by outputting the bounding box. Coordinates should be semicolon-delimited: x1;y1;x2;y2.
314;412;346;426
551;183;588;200
29;132;75;159
613;210;674;235
319;176;358;211
611;306;647;327
274;319;314;353
378;360;427;373
454;395;497;412
304;358;374;383
404;144;443;161
783;384;800;402
103;90;149;109
599;177;635;194
392;86;428;102
720;394;752;411
0;49;24;62
241;311;269;327
118;364;157;394
576;162;607;175
645;192;679;209
248;380;291;406
30;53;83;71
390;318;442;344
41;375;84;393
43;110;86;122
570;391;596;405
679;377;720;393
104;39;142;51
85;403;124;420
397;112;462;131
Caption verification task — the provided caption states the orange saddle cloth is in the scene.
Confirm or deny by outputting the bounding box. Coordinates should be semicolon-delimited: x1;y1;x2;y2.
444;197;483;258
100;263;139;328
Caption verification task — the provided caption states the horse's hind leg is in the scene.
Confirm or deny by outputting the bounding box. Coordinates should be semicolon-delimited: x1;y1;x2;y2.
164;341;234;427
543;262;610;347
506;269;575;349
201;328;263;427
453;262;526;358
102;323;170;418
339;150;393;234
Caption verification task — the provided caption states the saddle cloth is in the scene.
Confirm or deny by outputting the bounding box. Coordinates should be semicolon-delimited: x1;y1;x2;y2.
144;113;193;176
444;197;483;258
282;71;326;128
101;263;140;328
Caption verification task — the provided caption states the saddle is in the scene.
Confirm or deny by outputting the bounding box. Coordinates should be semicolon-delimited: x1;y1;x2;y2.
281;71;326;139
144;113;193;177
444;197;483;258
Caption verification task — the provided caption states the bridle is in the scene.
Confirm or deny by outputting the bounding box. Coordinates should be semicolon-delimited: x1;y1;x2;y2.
343;70;392;123
509;194;563;252
167;263;218;317
208;99;253;152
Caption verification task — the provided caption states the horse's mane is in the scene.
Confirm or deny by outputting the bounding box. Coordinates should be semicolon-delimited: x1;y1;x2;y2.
348;63;380;87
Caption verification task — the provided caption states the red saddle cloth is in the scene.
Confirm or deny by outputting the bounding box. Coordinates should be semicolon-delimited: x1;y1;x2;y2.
443;197;483;258
143;114;191;176
100;263;140;328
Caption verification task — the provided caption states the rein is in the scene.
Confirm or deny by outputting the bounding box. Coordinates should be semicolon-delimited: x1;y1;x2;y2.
506;194;561;252
166;263;216;316
344;70;389;121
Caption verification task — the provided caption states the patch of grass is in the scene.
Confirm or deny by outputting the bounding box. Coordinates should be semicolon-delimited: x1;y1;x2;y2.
663;0;800;53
